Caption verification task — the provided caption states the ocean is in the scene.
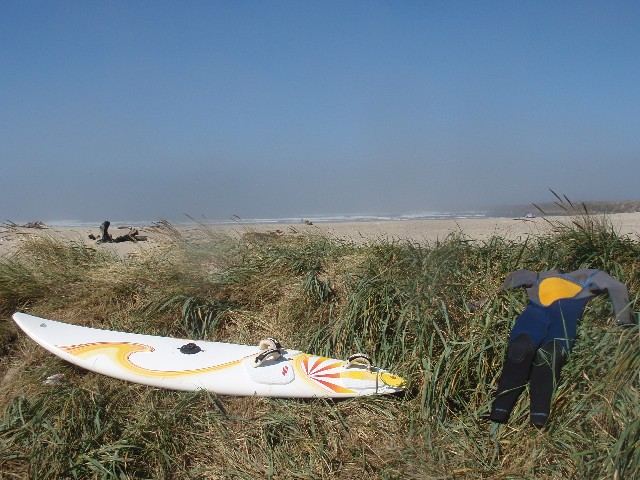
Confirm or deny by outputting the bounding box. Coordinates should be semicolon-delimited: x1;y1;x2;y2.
43;211;487;227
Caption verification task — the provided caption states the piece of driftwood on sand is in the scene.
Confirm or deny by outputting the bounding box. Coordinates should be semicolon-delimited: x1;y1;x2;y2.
88;221;147;243
3;220;48;230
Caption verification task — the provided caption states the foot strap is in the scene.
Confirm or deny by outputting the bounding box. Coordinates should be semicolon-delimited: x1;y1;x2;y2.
346;353;373;369
253;348;282;367
258;337;283;351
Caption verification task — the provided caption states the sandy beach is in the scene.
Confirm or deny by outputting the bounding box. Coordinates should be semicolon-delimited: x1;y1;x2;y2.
2;212;640;258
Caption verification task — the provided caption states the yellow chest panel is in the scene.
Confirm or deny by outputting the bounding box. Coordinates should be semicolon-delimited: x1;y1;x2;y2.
538;277;583;306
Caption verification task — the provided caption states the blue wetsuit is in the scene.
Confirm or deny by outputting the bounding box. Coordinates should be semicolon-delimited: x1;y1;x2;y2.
490;269;633;427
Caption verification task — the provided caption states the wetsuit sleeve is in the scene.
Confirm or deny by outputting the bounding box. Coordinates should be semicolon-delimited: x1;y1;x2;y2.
591;272;635;325
501;269;536;291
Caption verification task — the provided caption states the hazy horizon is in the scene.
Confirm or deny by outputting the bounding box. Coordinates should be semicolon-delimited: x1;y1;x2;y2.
2;1;639;222
8;196;639;226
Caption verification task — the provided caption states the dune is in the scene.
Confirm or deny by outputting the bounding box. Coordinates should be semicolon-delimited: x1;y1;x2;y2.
2;212;640;258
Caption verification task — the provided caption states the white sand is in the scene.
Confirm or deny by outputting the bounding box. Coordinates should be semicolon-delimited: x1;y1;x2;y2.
2;213;639;257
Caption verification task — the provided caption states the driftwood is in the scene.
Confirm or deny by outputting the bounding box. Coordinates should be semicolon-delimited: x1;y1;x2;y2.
2;220;47;230
23;221;47;229
90;221;147;244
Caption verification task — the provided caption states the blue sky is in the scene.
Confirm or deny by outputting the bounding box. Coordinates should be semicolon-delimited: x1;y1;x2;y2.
1;1;639;221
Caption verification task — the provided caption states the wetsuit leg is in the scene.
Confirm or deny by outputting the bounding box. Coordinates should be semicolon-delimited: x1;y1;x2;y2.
490;303;548;423
528;299;585;427
529;340;567;427
490;334;537;422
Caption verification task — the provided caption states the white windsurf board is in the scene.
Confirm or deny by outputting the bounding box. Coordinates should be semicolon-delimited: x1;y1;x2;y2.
12;312;405;398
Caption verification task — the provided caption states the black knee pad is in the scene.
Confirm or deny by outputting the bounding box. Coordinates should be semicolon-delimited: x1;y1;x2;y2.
507;334;535;363
534;340;568;367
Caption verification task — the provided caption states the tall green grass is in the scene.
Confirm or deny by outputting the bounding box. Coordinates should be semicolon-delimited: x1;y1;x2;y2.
0;218;638;479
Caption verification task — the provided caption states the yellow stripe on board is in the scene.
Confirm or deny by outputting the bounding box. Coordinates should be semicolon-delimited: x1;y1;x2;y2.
61;342;246;378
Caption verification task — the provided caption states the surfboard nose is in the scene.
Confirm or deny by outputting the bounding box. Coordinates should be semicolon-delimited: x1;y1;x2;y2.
12;311;46;337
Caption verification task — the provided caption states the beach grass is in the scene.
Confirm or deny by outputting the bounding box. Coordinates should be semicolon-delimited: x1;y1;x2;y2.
0;217;638;479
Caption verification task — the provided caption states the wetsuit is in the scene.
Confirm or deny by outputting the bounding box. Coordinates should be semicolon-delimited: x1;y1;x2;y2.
490;269;634;427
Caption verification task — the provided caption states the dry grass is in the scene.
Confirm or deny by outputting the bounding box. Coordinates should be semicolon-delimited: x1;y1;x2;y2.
0;219;638;479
